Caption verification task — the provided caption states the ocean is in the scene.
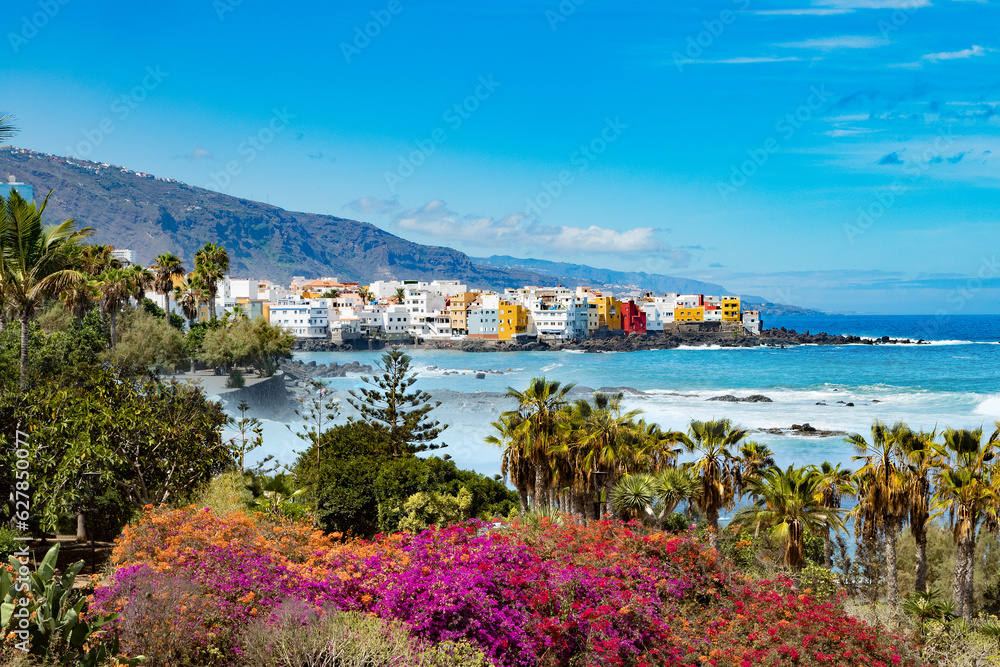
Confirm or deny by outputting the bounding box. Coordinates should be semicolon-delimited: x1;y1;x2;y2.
245;314;1000;497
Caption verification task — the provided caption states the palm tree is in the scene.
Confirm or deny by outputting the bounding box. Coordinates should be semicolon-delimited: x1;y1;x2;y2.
394;287;407;304
848;420;911;607
0;113;17;142
175;276;206;326
59;273;99;323
737;441;776;497
193;242;229;317
899;429;943;593
612;467;700;527
97;265;150;346
934;425;1000;620
0;190;92;387
504;378;575;511
675;419;746;548
150;252;185;324
358;286;373;305
486;412;530;514
809;461;854;567
735;465;845;572
74;243;120;274
572;392;645;519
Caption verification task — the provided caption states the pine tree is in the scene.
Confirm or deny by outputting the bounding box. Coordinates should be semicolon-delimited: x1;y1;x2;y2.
287;381;340;472
348;349;446;457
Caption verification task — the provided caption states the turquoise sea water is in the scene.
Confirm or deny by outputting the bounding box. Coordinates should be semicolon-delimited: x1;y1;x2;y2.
247;315;1000;510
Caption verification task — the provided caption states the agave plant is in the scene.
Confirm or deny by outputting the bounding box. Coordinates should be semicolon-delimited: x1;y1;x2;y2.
0;543;141;665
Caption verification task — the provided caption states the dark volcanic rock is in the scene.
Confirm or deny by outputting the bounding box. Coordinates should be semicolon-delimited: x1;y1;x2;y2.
707;394;773;403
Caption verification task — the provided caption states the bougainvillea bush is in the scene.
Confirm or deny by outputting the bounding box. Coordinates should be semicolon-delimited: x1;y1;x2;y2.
90;506;927;667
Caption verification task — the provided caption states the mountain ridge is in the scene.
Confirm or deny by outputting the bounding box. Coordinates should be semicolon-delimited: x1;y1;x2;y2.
0;146;822;315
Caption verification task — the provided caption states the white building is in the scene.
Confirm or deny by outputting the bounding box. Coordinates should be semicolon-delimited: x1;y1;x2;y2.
525;291;589;340
403;289;447;318
742;310;762;335
369;280;469;301
643;295;677;332
111;248;134;266
675;294;703;309
380;304;411;336
268;300;330;338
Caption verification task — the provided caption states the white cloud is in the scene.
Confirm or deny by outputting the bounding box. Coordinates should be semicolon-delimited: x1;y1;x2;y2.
685;56;804;64
891;45;994;70
391;200;671;257
777;35;889;50
814;0;931;7
923;45;991;62
346;196;400;216
751;8;854;14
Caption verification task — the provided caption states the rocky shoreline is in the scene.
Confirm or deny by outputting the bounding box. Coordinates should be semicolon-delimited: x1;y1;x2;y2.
294;327;929;354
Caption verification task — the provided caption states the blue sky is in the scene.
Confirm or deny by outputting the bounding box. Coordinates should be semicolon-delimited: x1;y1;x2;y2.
2;0;999;313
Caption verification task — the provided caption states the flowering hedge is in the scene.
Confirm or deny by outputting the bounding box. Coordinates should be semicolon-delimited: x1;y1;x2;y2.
91;506;926;667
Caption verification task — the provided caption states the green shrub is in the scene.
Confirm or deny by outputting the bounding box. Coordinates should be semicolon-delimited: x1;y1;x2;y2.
421;640;493;667
227;368;245;388
661;512;690;533
800;564;839;601
194;471;253;516
237;604;421;667
90;486;138;542
0;527;24;562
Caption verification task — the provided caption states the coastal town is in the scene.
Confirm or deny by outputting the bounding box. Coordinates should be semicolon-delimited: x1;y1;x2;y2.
132;265;764;343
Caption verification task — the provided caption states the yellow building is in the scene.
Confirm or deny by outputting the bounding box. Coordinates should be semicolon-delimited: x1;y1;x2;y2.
590;296;622;330
675;307;705;322
721;297;741;322
498;301;529;339
447;292;478;334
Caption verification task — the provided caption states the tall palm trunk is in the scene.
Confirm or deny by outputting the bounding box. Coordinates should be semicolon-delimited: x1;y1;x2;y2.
533;463;548;511
913;523;928;593
19;312;30;389
604;473;618;520
884;518;900;607
517;486;529;514
164;292;172;324
109;310;119;347
787;520;805;571
953;532;975;620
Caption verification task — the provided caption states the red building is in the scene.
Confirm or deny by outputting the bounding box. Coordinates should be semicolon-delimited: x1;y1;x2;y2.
620;300;647;334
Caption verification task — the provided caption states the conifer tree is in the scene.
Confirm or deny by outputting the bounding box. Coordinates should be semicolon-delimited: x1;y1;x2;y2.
348;349;446;457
